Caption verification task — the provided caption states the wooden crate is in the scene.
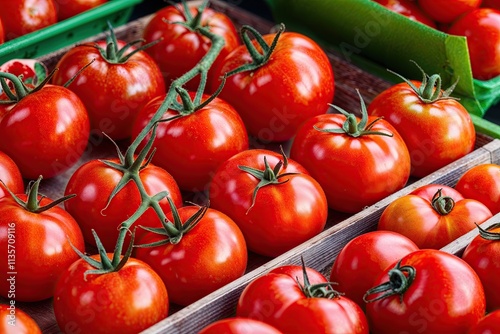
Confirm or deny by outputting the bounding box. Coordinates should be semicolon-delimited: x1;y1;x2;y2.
2;1;499;333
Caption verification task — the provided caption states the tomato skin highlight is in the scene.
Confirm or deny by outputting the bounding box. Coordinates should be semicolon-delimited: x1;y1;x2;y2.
134;206;248;307
455;164;500;215
0;304;42;334
53;255;168;334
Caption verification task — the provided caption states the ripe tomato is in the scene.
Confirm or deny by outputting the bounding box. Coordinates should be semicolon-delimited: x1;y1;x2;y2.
469;310;500;334
0;151;23;199
237;265;328;328
0;0;57;40
274;296;369;334
365;249;486;334
64;157;182;251
378;184;493;249
198;318;282;334
290;101;410;213
53;254;168;334
368;78;475;177
53;0;108;21
52;39;165;140
0;181;85;302
462;223;500;312
0;17;4;44
448;8;500;80
0;304;42;334
0;83;90;180
208;149;328;257
455;164;500;215
0;59;48;88
483;0;500;9
329;230;419;310
418;0;482;24
374;0;437;28
210;29;334;142
135;205;247;306
131;92;249;192
142;2;240;92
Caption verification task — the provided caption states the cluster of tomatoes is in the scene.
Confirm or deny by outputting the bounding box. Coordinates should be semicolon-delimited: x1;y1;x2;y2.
0;0;498;333
0;0;108;44
375;0;500;80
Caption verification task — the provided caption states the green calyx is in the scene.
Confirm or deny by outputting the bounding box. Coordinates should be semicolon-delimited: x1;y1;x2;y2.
363;260;416;303
167;0;209;32
476;222;500;241
297;257;343;299
315;89;393;138
0;67;56;104
389;60;460;104
431;188;455;215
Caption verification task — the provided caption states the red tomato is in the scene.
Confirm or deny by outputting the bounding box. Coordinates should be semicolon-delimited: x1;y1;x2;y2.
448;8;500;80
418;0;482;23
0;304;42;334
53;254;168;334
368;79;475;177
210;30;334;142
462;223;500;312
131;92;249;192
483;0;500;9
0;151;23;199
208;149;328;257
64;158;182;250
0;0;57;40
142;3;240;92
134;205;248;306
198;318;283;334
378;184;492;249
274;296;369;334
0;17;4;44
374;0;437;28
54;0;108;21
365;249;486;334
237;265;328;328
455;164;500;214
51;39;165;140
329;230;419;310
0;59;48;87
290;107;410;213
0;84;90;179
468;310;500;334
0;183;85;302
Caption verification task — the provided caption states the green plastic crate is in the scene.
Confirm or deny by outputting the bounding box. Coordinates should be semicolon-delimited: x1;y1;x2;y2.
0;0;143;64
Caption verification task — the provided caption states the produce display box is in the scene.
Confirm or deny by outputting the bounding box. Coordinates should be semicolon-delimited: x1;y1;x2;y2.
3;1;500;333
0;0;143;65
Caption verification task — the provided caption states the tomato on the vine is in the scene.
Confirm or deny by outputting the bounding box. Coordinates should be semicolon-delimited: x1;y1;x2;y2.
0;304;42;334
53;254;168;334
418;0;482;24
0;0;57;40
0;151;23;199
208;149;328;257
378;184;492;249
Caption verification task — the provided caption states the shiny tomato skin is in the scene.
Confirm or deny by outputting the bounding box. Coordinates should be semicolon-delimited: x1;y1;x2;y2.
374;0;437;27
199;318;283;334
0;151;23;199
0;0;57;41
378;184;492;249
236;265;328;328
53;254;168;334
0;18;4;44
418;0;482;23
211;32;334;142
51;40;165;140
142;4;240;92
366;249;486;334
368;81;475;177
0;194;85;302
462;224;500;311
0;304;42;334
468;310;500;334
290;113;410;213
54;0;108;21
449;8;500;80
275;297;369;334
64;158;182;250
131;92;249;192
0;85;90;179
134;206;248;306
455;164;500;214
329;230;419;310
208;149;328;257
